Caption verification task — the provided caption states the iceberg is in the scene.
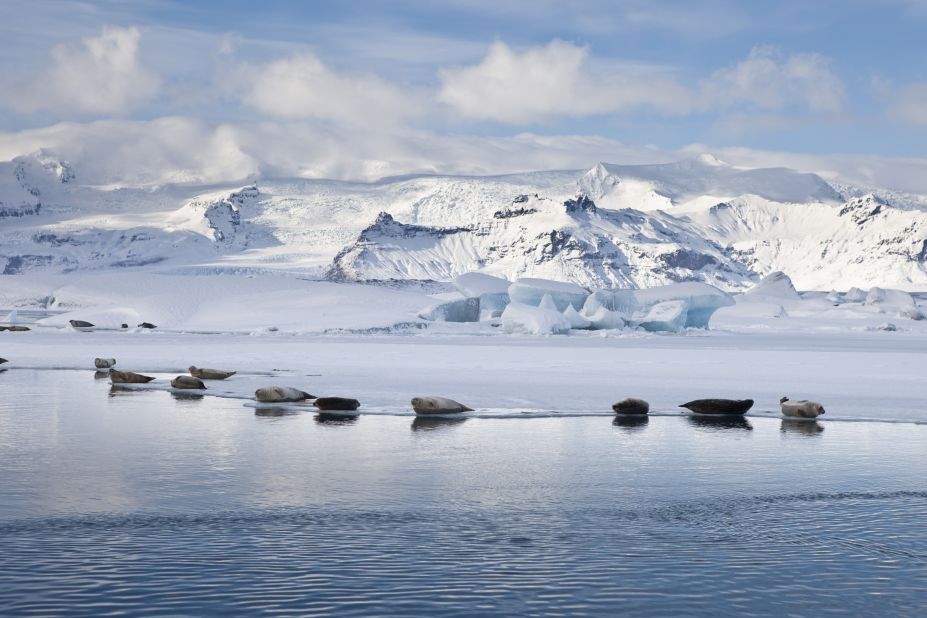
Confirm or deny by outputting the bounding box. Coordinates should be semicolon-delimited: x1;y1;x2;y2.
844;287;867;302
453;272;510;297
864;287;923;320
453;272;510;318
563;305;592;329
501;300;571;335
632;282;734;329
581;289;639;317
508;278;589;312
418;298;480;322
582;306;626;330
638;300;689;333
745;271;800;300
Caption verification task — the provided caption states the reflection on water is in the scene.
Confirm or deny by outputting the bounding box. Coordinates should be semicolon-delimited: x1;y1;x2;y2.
1;369;926;616
93;370;110;379
315;412;359;426
171;391;205;401
686;414;753;431
781;418;825;436
612;415;649;431
254;406;300;419
411;416;467;431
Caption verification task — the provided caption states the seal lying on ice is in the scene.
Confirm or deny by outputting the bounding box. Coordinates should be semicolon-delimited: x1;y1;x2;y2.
0;357;7;371
612;397;650;415
69;320;94;329
171;375;206;390
189;366;236;380
313;397;361;411
254;386;314;403
411;396;473;415
95;358;116;369
109;369;155;384
680;398;754;415
779;397;825;418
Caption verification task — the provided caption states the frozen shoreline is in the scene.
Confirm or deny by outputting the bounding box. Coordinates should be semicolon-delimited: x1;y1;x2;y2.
3;327;926;423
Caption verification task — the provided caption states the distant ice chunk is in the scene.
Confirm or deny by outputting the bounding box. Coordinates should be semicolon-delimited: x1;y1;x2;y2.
825;290;842;304
418;297;480;322
863;287;923;320
638;300;689;333
501;301;571;335
633;282;734;329
583;306;626;330
508;278;588;312
453;272;510;297
745;271;800;300
581;290;638;317
864;287;915;310
844;287;867;303
453;272;510;318
563;305;591;329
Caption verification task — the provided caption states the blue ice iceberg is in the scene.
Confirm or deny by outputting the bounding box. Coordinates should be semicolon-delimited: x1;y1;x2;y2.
418;297;481;322
638;300;689;333
633;282;734;329
453;272;511;318
502;296;571;335
508;278;589;312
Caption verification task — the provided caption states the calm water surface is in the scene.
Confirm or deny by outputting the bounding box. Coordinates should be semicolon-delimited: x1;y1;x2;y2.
1;369;925;616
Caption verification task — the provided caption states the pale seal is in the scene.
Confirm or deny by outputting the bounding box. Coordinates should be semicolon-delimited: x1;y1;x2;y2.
171;375;206;390
779;397;825;418
254;386;314;403
189;366;236;380
612;397;650;415
411;396;473;415
680;398;753;415
95;358;116;369
109;369;155;384
313;397;361;411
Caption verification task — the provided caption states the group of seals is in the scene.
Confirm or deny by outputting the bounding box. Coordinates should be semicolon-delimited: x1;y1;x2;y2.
612;397;825;418
71;320;157;331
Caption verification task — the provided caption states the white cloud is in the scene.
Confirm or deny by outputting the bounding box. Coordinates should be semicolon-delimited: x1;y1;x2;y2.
235;53;425;127
887;82;927;125
437;40;692;123
5;116;927;194
5;25;160;115
701;46;845;113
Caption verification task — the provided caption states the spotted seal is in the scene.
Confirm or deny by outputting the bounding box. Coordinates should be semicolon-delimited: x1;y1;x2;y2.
779;397;825;418
254;386;314;403
109;369;155;384
189;366;236;380
171;375;206;390
612;397;650;415
411;396;473;415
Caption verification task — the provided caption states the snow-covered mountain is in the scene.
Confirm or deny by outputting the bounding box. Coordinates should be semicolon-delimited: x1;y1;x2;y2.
2;151;927;290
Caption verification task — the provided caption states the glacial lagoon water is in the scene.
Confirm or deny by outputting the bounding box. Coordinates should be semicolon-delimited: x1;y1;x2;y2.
1;369;926;616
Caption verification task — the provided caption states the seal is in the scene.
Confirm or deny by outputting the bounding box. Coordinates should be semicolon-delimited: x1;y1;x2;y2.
0;357;7;372
189;366;236;380
680;398;754;415
612;397;650;415
779;396;825;418
313;397;361;411
109;369;155;384
411;396;473;415
69;320;94;329
6;325;30;332
95;357;116;369
171;375;206;390
254;386;314;403
138;322;157;329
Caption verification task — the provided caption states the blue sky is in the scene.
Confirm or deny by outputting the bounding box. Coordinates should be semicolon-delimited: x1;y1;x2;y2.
0;0;926;188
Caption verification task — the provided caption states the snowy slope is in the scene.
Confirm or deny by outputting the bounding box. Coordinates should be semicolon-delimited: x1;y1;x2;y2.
2;152;927;290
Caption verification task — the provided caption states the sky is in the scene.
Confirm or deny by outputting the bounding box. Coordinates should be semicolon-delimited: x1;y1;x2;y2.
0;0;926;190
